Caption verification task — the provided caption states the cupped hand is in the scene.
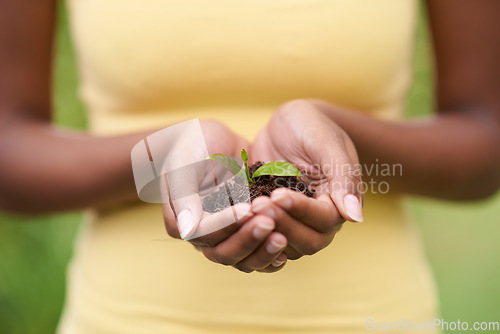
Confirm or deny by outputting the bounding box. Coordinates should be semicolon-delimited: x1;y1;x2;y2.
250;99;364;259
162;119;288;273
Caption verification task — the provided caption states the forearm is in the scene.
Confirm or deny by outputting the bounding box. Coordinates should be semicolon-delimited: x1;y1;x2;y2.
0;118;151;213
311;100;500;200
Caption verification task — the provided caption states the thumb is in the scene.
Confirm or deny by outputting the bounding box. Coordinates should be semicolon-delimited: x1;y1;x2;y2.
323;155;364;223
165;161;206;239
174;194;203;239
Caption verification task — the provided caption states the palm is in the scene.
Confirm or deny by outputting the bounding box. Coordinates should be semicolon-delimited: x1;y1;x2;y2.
251;106;341;197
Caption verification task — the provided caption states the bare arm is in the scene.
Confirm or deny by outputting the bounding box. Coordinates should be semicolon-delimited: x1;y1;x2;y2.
0;0;149;213
310;0;500;200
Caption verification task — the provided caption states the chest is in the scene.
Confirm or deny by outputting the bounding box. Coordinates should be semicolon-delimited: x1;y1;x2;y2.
69;0;417;111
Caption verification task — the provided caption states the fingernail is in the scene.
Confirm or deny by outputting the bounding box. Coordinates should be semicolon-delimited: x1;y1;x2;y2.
252;204;275;219
177;209;195;239
252;203;267;213
271;193;292;210
242;211;254;220
272;258;286;267
343;194;363;222
266;239;286;254
253;220;274;239
234;204;253;220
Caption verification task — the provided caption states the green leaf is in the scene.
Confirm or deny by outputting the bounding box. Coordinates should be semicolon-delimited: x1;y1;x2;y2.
240;148;252;184
241;148;249;165
253;161;302;178
206;153;243;175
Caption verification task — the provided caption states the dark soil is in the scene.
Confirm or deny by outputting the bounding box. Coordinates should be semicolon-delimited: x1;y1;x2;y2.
202;162;315;213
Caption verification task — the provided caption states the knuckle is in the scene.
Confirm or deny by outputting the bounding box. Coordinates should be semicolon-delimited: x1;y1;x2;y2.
189;236;216;248
242;243;258;255
346;172;363;186
346;175;363;195
239;232;260;253
321;216;344;234
259;264;285;273
330;165;364;196
272;206;287;223
190;230;225;247
342;164;363;183
276;99;314;117
164;224;181;239
286;253;303;260
243;228;261;249
244;257;272;272
332;224;343;235
272;208;294;234
343;165;363;188
240;252;276;272
218;256;235;266
302;236;327;255
300;243;315;256
205;249;235;266
234;263;254;273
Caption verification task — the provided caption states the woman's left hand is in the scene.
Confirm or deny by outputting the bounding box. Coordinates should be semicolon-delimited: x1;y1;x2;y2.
250;100;364;260
162;119;288;273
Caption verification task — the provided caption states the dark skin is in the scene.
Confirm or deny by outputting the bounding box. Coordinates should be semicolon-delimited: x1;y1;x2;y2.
0;0;146;213
1;0;499;273
308;0;500;200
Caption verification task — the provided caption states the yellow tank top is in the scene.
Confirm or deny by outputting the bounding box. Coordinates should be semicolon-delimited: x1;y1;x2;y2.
58;1;438;333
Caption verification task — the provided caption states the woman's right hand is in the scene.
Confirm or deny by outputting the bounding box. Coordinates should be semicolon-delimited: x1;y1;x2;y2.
161;120;288;273
250;100;364;260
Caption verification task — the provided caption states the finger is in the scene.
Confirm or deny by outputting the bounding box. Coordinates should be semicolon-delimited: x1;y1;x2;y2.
161;172;181;238
235;232;287;272
321;142;364;223
199;215;275;267
188;219;241;248
283;245;303;260
161;171;204;240
188;203;253;246
163;197;180;239
171;194;203;239
255;191;341;233
252;196;339;255
257;253;288;273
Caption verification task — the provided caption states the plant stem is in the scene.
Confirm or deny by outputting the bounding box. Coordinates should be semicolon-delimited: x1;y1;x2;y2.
245;162;253;186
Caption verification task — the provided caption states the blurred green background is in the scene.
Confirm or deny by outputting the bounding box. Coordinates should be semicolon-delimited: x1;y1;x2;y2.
0;2;499;334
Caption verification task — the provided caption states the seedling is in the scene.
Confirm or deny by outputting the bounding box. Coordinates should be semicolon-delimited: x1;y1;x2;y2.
207;148;301;186
203;149;313;213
